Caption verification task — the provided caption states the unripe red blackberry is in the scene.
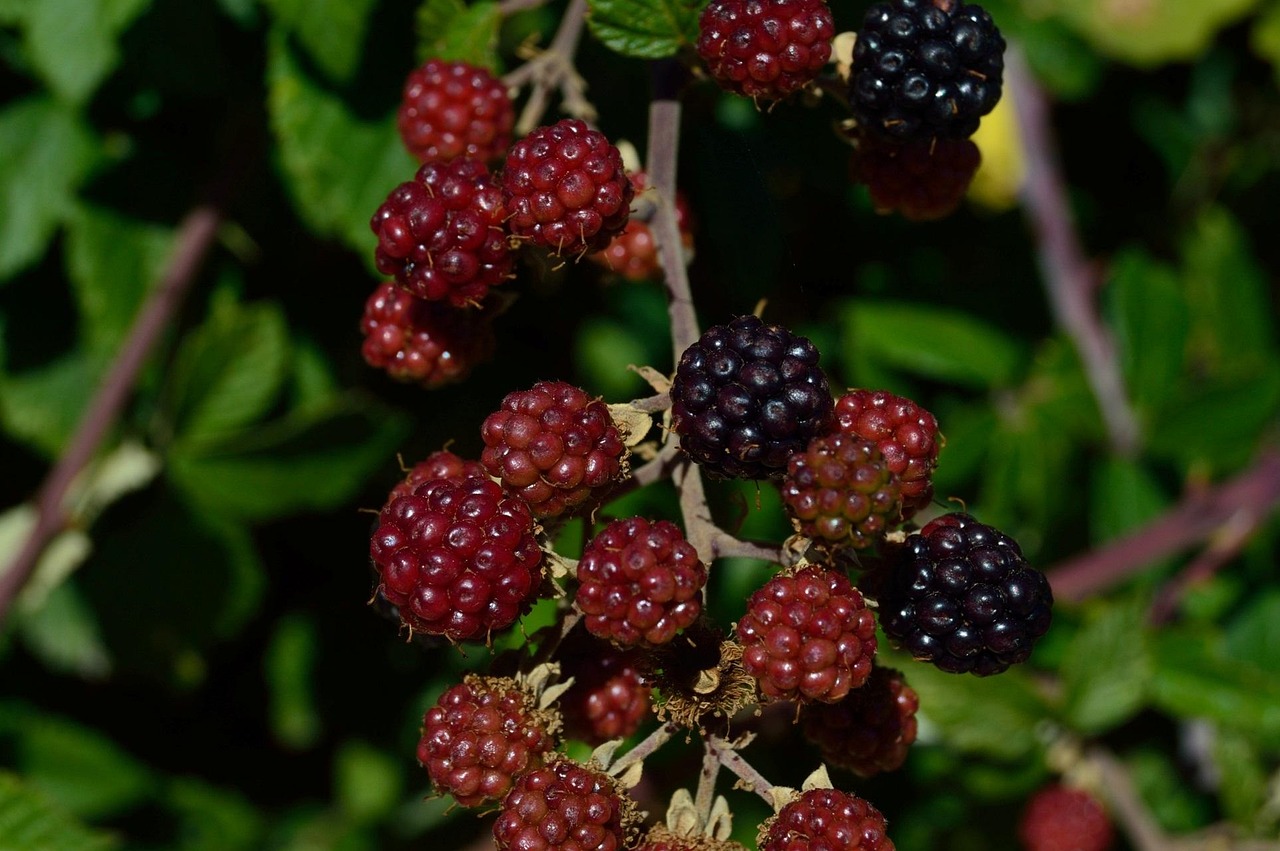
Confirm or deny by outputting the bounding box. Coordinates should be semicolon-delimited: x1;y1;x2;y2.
878;512;1053;675
671;315;835;480
480;380;628;521
386;449;488;506
493;755;638;851
371;157;513;305
502;119;634;256
370;474;544;641
737;564;877;702
397;59;514;163
696;0;835;101
637;825;748;851
417;675;560;807
800;666;919;777
360;281;495;387
576;518;707;647
557;631;653;744
588;172;694;282
781;434;902;548
1019;785;1114;851
852;137;981;221
834;389;940;521
758;788;895;851
850;0;1005;142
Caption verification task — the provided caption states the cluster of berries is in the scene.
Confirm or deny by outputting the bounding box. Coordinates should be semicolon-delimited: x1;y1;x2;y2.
364;60;686;387
694;0;1002;221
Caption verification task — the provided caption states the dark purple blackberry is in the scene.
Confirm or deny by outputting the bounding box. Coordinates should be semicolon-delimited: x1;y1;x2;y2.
850;0;1005;143
878;512;1052;675
670;316;834;480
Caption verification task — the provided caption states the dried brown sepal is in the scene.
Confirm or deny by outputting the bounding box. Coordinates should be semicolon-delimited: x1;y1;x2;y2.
650;624;758;730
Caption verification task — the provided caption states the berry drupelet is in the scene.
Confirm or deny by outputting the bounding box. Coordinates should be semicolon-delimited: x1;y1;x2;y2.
800;665;919;777
397;59;514;164
781;433;902;548
371;158;513;305
697;0;836;101
359;281;494;387
850;0;1005;143
851;136;982;221
492;756;637;851
834;388;940;521
758;788;895;851
671;315;835;480
1019;785;1115;851
877;512;1053;675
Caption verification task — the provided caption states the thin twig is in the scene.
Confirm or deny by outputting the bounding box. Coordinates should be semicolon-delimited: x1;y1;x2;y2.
630;391;671;414
1089;747;1172;851
510;0;593;136
608;722;679;776
1007;46;1140;457
695;740;721;824
1046;449;1280;602
709;737;775;804
630;440;683;489
0;206;224;626
1149;507;1266;624
497;0;552;15
711;532;784;564
674;458;716;567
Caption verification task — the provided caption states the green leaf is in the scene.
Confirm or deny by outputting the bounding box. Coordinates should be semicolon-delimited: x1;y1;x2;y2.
81;494;265;684
1253;0;1280;86
1181;207;1276;372
1224;590;1280;675
167;300;290;446
1104;249;1189;418
1149;627;1280;748
1047;0;1262;66
1089;457;1169;545
0;705;156;820
0;353;99;457
266;614;322;750
416;0;502;70
267;33;418;259
1213;728;1271;832
335;742;403;825
1128;748;1216;833
262;0;378;82
842;301;1025;389
586;0;702;58
65;205;174;357
168;397;408;521
20;0;151;103
1146;363;1280;471
576;318;649;399
879;646;1049;760
14;583;112;681
1060;598;1152;733
0;772;117;851
0;98;98;281
164;779;264;851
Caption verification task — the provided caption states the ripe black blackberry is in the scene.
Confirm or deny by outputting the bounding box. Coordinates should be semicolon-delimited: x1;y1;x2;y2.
670;315;834;480
877;512;1053;675
850;0;1005;143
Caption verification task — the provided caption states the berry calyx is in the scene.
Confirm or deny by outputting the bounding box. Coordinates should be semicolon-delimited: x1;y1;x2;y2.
850;0;1006;143
480;380;629;521
877;512;1053;675
493;755;639;851
758;788;895;850
576;517;707;647
800;665;919;777
371;157;513;306
360;281;495;387
737;564;877;703
781;433;902;549
671;315;835;480
417;674;560;807
637;825;748;851
1019;785;1115;851
834;388;940;521
851;136;982;221
397;59;514;164
502;119;634;256
696;0;836;101
369;474;544;641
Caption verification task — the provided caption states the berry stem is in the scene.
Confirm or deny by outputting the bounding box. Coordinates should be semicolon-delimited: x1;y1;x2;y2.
607;721;679;776
498;0;552;15
709;736;775;803
630;441;683;488
510;0;594;136
0;203;225;627
674;459;717;572
710;532;785;564
695;739;722;823
1147;507;1265;625
1045;448;1280;602
1007;46;1140;457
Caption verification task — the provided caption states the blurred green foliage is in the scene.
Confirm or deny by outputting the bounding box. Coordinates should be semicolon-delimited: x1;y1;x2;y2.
1;0;1279;848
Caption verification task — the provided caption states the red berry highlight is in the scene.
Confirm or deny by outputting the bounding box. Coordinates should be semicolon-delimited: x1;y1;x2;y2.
697;0;835;101
398;59;514;163
834;388;940;521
